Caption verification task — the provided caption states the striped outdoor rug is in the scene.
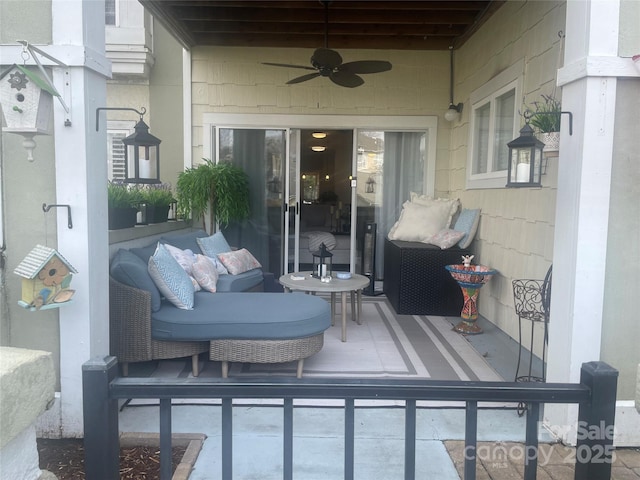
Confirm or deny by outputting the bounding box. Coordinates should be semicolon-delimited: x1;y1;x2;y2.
129;295;502;382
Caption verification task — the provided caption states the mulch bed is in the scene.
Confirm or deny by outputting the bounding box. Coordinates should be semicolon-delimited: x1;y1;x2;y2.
38;438;186;479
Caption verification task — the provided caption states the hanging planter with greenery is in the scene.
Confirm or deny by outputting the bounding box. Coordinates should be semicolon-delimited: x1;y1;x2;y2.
526;94;561;152
176;159;250;234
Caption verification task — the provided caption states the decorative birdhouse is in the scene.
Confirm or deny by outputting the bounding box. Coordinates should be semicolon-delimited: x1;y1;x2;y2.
0;65;58;161
14;245;77;311
0;64;56;134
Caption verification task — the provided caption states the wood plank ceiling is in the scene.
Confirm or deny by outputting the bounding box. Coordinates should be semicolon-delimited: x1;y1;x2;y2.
141;1;503;51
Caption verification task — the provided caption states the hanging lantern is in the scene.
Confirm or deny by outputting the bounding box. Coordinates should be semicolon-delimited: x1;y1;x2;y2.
122;117;161;184
506;123;544;187
96;106;162;184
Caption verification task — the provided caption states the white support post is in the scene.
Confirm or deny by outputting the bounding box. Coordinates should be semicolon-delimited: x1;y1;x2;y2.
51;0;111;437
544;0;620;444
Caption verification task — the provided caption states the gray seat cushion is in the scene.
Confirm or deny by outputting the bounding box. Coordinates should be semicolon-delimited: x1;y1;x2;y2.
151;292;330;341
216;268;264;292
110;249;162;312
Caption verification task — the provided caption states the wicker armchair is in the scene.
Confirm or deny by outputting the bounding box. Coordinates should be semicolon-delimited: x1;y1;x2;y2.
109;277;208;376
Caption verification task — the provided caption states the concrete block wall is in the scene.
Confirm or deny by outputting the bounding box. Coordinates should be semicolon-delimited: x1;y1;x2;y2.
0;347;56;480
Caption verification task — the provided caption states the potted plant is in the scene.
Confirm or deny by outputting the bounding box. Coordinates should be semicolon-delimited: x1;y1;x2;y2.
527;94;561;152
176;159;250;234
138;183;175;224
107;182;142;230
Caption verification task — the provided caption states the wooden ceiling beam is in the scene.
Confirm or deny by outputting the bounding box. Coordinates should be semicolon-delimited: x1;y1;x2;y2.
142;0;498;51
174;7;480;25
190;33;455;50
183;21;467;37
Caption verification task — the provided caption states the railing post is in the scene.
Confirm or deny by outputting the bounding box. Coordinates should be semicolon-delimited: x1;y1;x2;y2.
82;356;120;480
574;361;618;480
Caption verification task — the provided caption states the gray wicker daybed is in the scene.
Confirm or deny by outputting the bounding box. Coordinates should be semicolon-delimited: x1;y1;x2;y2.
109;230;331;378
109;277;330;378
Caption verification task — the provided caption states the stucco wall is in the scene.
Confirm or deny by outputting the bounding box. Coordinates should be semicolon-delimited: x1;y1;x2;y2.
149;21;184;190
619;0;640;56
0;0;51;44
1;116;60;388
601;78;640;400
448;1;565;351
0;0;59;380
105;21;184;191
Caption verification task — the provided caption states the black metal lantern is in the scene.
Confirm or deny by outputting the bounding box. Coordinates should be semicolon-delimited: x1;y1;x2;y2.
122;117;161;184
506;123;544;187
311;243;333;279
95;106;161;184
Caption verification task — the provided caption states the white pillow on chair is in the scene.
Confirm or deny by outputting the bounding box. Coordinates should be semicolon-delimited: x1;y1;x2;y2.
388;201;453;243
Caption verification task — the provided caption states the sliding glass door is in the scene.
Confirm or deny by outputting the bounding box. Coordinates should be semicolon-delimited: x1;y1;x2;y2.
355;130;428;280
205;114;436;282
214;127;287;277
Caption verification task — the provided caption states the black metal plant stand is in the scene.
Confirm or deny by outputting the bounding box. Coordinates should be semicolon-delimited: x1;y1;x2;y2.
512;265;552;416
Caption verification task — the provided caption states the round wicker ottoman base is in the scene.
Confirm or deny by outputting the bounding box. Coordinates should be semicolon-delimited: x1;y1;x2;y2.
209;333;324;378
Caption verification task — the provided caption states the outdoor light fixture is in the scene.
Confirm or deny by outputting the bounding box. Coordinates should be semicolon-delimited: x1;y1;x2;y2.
506;123;544;187
311;145;326;152
444;46;463;122
506;108;573;187
312;132;327;139
312;242;333;280
96;106;161;184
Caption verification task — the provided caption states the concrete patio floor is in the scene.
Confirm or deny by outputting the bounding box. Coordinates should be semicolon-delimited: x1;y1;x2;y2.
115;314;640;479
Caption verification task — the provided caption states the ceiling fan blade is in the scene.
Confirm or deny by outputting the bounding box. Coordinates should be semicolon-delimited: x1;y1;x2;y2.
312;48;343;69
339;60;392;74
262;62;316;71
287;72;321;85
330;71;364;88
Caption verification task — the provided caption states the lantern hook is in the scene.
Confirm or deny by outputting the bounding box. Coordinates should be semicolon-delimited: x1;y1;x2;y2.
42;203;73;229
95;107;146;131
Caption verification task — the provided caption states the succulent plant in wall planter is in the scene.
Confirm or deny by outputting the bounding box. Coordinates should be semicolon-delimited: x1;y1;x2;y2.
176;159;250;234
527;95;561;152
107;182;142;230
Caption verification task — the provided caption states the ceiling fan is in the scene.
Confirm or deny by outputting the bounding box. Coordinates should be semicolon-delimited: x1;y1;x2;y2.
262;1;392;88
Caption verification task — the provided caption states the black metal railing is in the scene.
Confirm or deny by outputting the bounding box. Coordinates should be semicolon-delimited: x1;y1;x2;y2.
82;358;618;480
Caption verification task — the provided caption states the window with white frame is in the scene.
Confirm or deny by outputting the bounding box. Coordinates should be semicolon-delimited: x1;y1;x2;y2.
105;0;117;26
466;61;523;189
106;121;135;181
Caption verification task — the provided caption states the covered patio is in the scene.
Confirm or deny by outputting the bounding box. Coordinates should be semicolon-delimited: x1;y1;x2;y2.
0;2;639;474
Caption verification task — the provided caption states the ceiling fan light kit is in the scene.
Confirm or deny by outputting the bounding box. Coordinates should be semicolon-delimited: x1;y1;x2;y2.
262;1;392;88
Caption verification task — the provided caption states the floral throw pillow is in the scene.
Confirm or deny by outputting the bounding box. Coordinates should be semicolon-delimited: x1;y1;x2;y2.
192;254;219;293
217;248;262;275
428;229;466;249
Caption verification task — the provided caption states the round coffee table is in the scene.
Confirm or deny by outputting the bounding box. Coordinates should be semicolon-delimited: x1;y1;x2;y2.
279;272;370;342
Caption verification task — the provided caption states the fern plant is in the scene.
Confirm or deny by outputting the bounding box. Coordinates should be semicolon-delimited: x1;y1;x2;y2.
176;159;250;233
